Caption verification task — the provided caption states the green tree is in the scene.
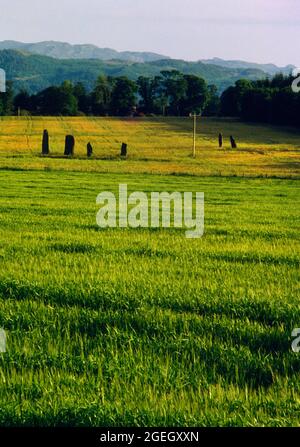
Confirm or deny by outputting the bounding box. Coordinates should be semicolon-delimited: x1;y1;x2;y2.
204;85;220;116
137;76;155;113
91;76;112;115
35;85;78;115
73;82;89;114
271;88;298;125
151;75;168;115
161;70;187;115
110;77;137;116
241;88;272;122
182;75;209;115
14;90;32;113
221;79;253;116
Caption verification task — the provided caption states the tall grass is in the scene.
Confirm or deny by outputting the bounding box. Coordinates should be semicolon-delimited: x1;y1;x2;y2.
0;170;299;426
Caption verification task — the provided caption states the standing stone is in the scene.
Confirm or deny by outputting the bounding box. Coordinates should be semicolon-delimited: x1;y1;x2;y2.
87;142;93;157
218;133;223;148
230;136;237;149
42;129;49;155
64;135;75;156
121;142;127;157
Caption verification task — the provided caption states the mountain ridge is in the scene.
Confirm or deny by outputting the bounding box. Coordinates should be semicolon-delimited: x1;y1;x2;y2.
0;40;169;63
200;57;295;76
0;41;295;75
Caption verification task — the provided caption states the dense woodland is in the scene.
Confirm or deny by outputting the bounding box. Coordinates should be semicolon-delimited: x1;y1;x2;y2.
0;71;299;127
220;74;300;127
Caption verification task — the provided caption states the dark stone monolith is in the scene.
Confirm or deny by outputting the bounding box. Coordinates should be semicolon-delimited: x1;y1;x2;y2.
42;129;49;155
218;133;223;148
230;136;237;149
64;135;75;156
87;142;93;157
121;142;127;157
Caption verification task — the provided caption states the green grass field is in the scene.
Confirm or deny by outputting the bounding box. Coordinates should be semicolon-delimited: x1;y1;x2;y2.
0;117;299;427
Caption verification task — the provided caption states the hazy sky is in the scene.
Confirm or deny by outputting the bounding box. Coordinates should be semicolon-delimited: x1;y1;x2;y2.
1;0;299;66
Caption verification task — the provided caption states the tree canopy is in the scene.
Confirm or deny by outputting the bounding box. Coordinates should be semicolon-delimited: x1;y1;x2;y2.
4;71;300;128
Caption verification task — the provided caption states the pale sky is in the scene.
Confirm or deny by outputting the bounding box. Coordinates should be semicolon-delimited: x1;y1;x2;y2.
0;0;299;66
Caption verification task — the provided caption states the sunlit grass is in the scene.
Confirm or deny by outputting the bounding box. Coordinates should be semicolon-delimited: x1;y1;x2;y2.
0;116;299;178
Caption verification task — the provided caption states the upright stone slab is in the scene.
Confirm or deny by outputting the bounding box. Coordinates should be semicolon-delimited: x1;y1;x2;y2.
121;143;127;157
87;142;93;158
42;129;49;155
64;135;75;156
230;136;237;149
218;133;223;148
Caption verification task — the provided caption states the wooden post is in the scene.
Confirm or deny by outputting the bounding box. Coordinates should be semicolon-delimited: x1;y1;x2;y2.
42;129;49;155
64;135;75;156
190;113;201;158
193;114;196;158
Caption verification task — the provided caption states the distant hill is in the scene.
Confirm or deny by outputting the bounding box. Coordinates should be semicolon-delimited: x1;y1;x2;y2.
0;50;268;94
0;40;169;63
0;41;294;75
201;57;295;76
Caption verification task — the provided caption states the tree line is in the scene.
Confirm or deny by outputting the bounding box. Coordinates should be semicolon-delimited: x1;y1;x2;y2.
220;74;300;127
0;71;299;127
4;71;219;117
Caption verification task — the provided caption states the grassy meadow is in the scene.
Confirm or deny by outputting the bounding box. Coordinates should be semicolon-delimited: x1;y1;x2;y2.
0;117;299;426
0;116;299;178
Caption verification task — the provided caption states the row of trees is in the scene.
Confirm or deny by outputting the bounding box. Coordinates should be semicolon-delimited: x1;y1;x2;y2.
1;71;299;127
220;74;300;126
12;71;220;117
